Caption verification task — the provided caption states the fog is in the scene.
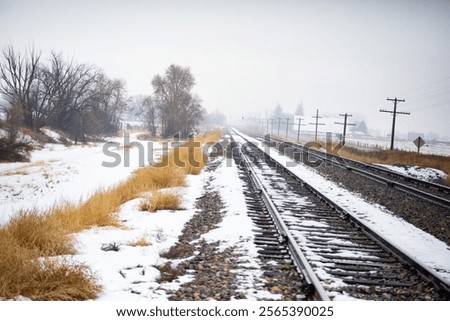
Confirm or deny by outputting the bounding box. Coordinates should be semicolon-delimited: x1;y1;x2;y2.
1;0;449;139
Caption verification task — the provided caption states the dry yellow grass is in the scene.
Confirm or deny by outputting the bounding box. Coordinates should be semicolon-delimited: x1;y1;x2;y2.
3;160;49;176
0;229;100;301
159;142;207;175
0;128;222;300
5;210;75;256
3;169;29;176
157;130;222;175
127;234;151;247
132;165;186;189
51;192;123;234
140;190;182;212
328;144;450;186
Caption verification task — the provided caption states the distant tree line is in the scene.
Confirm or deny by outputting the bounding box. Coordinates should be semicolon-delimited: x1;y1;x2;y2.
0;46;208;160
0;46;127;143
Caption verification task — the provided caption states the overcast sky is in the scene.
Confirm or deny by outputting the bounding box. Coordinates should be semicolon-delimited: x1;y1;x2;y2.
1;0;449;139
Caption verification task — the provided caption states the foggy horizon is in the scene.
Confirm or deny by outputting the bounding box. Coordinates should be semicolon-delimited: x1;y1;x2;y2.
1;0;449;140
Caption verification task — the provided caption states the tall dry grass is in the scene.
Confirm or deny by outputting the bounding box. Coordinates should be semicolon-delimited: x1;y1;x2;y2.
0;230;100;300
328;144;450;185
5;211;75;256
127;233;151;247
0;129;222;300
140;190;182;212
157;130;221;175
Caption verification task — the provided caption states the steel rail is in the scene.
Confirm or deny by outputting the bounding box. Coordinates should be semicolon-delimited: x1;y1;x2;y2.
237;139;330;301
263;134;450;209
232;128;450;297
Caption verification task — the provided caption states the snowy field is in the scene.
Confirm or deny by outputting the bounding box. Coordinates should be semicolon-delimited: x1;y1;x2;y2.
345;136;450;156
1;129;449;301
0;132;276;301
256;127;450;156
0;133;164;225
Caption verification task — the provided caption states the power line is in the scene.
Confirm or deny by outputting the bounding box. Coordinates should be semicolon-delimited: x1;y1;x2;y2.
408;98;450;112
398;75;450;97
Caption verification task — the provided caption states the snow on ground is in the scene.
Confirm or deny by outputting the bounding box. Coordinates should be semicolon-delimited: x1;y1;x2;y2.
0;133;166;225
72;176;206;300
377;164;448;182
40;127;63;143
2;128;449;300
70;153;276;300
205;158;281;300
346;137;450;156
1;132;276;300
267;128;450;156
233;128;450;284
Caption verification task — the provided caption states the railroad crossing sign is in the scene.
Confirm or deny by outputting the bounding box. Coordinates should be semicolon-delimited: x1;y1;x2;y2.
413;136;426;154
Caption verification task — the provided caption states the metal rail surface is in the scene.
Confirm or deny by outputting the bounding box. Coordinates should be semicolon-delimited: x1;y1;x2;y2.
231;128;450;300
248;131;450;210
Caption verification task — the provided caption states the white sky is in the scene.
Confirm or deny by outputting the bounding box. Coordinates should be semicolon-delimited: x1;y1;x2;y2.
1;0;449;139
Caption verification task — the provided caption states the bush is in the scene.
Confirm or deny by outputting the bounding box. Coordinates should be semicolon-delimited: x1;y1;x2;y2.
0;134;33;162
140;190;182;212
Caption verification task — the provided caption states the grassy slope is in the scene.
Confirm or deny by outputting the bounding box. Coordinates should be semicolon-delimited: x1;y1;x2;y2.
0;130;221;300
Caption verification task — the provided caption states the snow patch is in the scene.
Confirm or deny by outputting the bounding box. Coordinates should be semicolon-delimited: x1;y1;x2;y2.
378;164;447;182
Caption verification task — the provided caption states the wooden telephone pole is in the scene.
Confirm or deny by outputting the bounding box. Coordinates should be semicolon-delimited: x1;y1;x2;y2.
335;113;355;146
309;109;325;141
380;97;409;150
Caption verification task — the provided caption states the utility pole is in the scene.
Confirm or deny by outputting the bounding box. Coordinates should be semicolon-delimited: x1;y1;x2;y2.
277;118;281;137
309;109;325;141
296;117;304;143
285;118;290;140
380;97;409;150
335;113;355;146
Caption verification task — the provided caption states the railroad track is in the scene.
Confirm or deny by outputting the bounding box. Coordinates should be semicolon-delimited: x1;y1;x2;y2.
247;131;450;209
229;129;450;301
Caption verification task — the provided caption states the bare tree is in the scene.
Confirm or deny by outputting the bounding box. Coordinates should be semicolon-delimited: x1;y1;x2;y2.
181;94;204;136
151;64;203;138
43;53;99;142
90;73;128;135
0;46;130;143
142;96;158;136
0;45;41;128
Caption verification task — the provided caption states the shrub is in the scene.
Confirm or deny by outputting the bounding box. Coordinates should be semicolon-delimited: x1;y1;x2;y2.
127;234;151;247
0;134;33;162
140;190;182;212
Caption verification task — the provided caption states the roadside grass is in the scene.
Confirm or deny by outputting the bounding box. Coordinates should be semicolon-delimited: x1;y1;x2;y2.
326;143;450;185
5;210;75;256
127;233;151;247
140;190;182;212
0;129;222;300
3;160;49;176
0;230;100;300
158;141;208;175
157;130;221;176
